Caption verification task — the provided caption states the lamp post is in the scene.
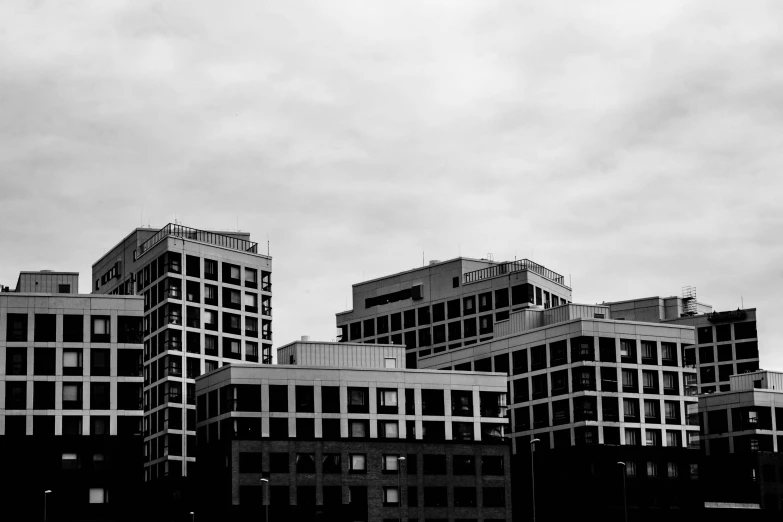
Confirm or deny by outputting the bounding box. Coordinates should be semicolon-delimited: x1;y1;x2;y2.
397;456;406;522
190;511;194;522
44;490;51;522
530;439;540;522
617;462;627;522
260;478;269;522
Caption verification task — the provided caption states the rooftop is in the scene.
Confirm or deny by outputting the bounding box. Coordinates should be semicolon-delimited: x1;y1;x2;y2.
463;258;566;286
135;223;261;260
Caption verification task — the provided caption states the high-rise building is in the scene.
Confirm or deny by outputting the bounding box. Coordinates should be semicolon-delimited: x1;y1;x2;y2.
607;297;759;394
91;223;272;481
336;257;572;369
0;271;144;519
193;341;511;521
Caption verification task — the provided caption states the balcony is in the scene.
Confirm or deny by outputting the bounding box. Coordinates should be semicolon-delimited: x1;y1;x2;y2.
164;314;182;326
164;365;182;377
136;223;259;260
163;340;182;352
164;287;181;300
262;306;272;316
573;378;596;392
463;258;566;286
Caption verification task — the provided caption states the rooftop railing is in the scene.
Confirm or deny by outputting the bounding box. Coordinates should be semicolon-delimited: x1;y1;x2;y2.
136;223;258;260
463;258;566;286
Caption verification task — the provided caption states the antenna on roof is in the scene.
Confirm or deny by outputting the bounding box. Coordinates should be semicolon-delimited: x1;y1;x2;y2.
741;295;744;308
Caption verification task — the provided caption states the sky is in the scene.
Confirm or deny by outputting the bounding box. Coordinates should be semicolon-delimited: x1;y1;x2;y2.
1;1;781;365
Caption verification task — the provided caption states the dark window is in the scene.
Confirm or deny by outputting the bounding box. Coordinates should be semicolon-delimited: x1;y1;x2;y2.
322;418;341;440
600;367;618;392
34;314;56;343
432;303;445;322
63;315;83;343
599;337;616;362
321;386;340;413
295;453;316;473
447;299;460;319
495;288;509;308
418;306;431;325
511;350;528;374
513;379;529;403
6;348;26;375
421;389;444;416
6;314;28;342
348;387;369;413
735;321;757;340
33;416;55;435
323;486;342;506
91;349;110;376
423;454;447;474
269;418;288;439
532;374;548;400
482;455;504;475
448;321;461;341
322;453;341;473
494;354;509;374
479;314;493;335
697;326;713;344
34;382;56;410
269;385;288;412
363;319;375;337
186;255;200;277
377;316;389;335
718;364;734;382
270;453;289;473
699;346;715;364
422;421;445;441
531;345;546;370
423;487;447;507
222;262;242;285
58;284;70;293
715;324;732;343
350;322;362;341
550;340;567;366
717;344;733;362
391;313;402;332
5;382;27;409
463;317;477;338
295;386;314;413
736;341;759;360
433;324;446;344
417;328;432;347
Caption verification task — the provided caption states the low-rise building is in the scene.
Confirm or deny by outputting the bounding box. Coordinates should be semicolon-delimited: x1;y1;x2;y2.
194;349;511;521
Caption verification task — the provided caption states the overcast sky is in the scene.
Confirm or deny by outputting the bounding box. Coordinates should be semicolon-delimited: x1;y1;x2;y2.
1;1;781;365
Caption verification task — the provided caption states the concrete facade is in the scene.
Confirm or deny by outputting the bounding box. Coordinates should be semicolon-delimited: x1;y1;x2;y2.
91;223;272;480
0;287;144;519
194;363;511;521
336;257;573;370
416;307;700;455
277;339;406;369
13;270;80;294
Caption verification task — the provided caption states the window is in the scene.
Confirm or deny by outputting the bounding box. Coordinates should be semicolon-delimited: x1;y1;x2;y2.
622;369;637;391
322;454;341;473
378;389;397;413
661;342;676;363
350;454;366;472
641;341;657;362
245;267;257;287
665;401;679;421
295;453;316;473
383;454;400;472
62;453;80;470
646;429;660;446
623;399;638;420
482;455;504;475
380;421;399;439
383;487;400;506
625;428;640;446
89;488;108;504
697;326;713;344
625;461;637;477
6;313;28;342
667;430;682;447
91;317;110;342
245;342;258;362
642;370;657;391
483;487;505;507
63;315;84;343
349;420;368;438
423;454;447;474
348;388;369;413
267;452;288;473
423;487;447;507
646;461;658;477
620;339;636;361
667;462;679;478
454;487;476;507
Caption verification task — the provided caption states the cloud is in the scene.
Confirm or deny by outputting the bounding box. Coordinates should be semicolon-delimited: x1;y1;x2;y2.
0;0;781;365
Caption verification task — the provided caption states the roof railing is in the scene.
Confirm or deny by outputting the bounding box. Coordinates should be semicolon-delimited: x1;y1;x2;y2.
463;258;566;286
136;223;258;260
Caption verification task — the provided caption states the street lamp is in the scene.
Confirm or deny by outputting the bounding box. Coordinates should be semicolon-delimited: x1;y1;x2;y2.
397;456;406;522
530;439;540;522
617;462;627;522
260;478;269;522
189;511;194;522
44;490;52;522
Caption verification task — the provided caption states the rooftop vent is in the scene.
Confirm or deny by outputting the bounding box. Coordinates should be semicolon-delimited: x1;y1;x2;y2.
301;335;310;342
429;260;441;266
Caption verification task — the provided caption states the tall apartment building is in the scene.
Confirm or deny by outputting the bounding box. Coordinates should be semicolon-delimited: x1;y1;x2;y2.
0;271;144;520
92;223;272;482
608;297;759;394
336;258;572;369
193;342;511;521
699;370;783;513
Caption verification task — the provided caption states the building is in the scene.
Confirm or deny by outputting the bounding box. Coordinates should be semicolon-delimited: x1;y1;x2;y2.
336;257;573;370
608;297;759;394
417;302;703;520
0;271;144;520
91;223;272;482
193;344;512;521
699;370;783;513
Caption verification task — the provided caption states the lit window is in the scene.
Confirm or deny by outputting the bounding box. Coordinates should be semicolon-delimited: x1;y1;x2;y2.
63;384;80;402
62;453;79;470
89;488;108;504
245;293;257;308
350;454;366;471
230;266;240;280
204;310;216;325
63;351;82;368
93;318;109;335
229;290;241;305
384;455;400;471
667;462;678;478
350;390;366;406
229;340;240;354
382;421;399;439
625;461;636;477
380;390;398;407
384;487;399;504
646;461;658;477
245;268;257;283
